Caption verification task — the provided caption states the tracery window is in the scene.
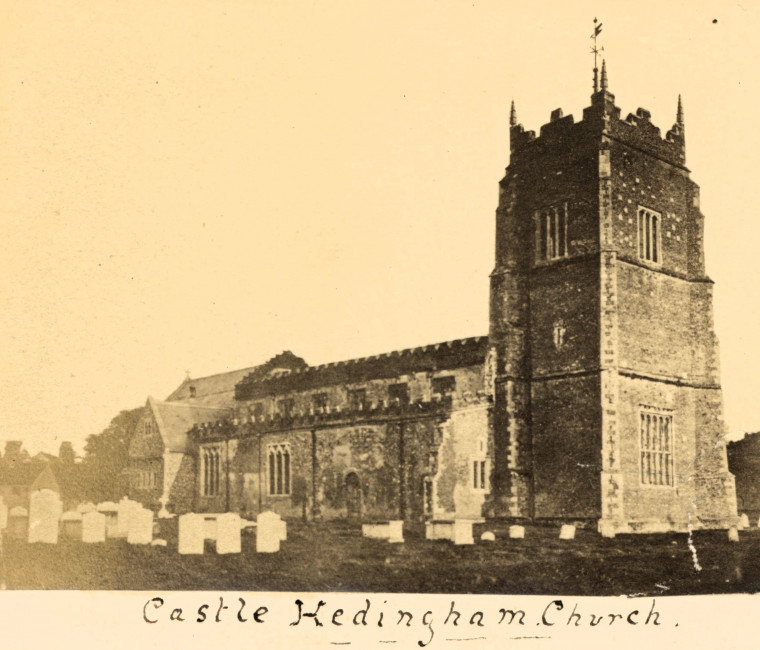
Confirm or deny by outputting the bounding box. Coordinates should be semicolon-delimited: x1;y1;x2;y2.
268;443;291;496
640;408;675;487
201;445;222;496
638;206;661;264
537;202;568;261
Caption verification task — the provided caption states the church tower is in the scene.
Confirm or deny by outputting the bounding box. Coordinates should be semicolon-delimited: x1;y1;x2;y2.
488;62;738;534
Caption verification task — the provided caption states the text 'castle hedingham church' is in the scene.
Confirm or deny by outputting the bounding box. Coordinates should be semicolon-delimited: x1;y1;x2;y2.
128;61;739;536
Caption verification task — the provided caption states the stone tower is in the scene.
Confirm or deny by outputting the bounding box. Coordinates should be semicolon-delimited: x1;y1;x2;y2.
488;64;738;534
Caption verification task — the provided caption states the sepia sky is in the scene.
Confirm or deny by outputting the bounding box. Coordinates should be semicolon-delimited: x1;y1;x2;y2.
1;0;759;455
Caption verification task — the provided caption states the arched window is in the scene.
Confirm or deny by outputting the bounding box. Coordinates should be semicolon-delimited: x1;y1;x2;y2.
537;202;568;261
201;445;222;496
638;207;661;264
640;407;674;486
268;443;291;496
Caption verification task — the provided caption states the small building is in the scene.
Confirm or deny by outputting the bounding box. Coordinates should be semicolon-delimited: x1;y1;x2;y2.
727;432;760;522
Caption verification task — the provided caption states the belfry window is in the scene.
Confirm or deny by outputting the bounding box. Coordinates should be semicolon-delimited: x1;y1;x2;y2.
538;203;568;261
268;443;291;496
638;207;661;263
201;445;222;496
639;408;675;487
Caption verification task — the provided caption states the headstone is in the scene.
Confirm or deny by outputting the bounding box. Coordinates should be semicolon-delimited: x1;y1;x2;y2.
277;518;288;542
178;513;204;554
598;521;616;538
387;520;403;543
97;502;119;538
117;498;141;537
559;524;576;540
508;525;525;539
256;511;282;553
425;520;454;540
0;497;7;531
452;519;474;545
151;538;167;547
7;506;28;539
127;507;154;545
82;511;107;543
728;527;739;542
480;531;496;542
739;513;750;530
28;489;63;544
216;513;242;554
77;502;97;514
60;511;83;540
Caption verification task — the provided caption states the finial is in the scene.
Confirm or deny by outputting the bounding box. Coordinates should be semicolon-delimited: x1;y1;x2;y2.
677;94;684;126
591;18;604;93
509;100;517;127
600;59;608;91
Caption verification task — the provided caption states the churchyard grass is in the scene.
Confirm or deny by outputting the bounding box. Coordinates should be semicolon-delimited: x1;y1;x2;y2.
1;521;759;594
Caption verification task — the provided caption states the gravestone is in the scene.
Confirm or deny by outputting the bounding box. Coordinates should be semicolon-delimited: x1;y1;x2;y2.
178;513;204;554
451;519;474;545
60;511;83;540
559;524;576;540
480;531;496;542
97;502;119;538
117;498;141;537
7;507;28;539
508;525;525;539
387;520;403;543
82;511;107;543
127;507;154;545
739;513;750;530
0;497;7;531
77;502;96;514
28;489;63;544
728;527;739;542
151;538;167;547
256;511;282;553
216;513;242;554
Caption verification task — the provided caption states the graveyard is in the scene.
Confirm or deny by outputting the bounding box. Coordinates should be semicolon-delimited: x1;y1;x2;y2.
2;493;760;594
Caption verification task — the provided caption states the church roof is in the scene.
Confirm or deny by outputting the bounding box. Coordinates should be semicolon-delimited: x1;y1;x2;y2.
165;351;307;406
235;336;489;401
148;397;232;452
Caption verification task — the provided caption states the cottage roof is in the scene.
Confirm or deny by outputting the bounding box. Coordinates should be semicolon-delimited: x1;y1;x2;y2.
147;397;232;453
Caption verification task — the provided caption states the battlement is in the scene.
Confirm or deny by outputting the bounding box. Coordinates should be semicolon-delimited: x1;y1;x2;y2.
190;394;467;439
510;87;686;169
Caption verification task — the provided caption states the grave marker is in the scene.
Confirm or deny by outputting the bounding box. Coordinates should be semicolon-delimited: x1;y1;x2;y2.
508;525;525;539
216;513;242;554
178;513;204;554
256;511;283;553
559;524;576;540
82;511;107;543
60;511;83;540
28;489;63;544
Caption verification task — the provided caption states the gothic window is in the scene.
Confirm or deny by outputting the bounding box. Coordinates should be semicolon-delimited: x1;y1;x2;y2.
347;388;367;411
471;439;489;492
252;402;265;420
388;383;410;406
537;203;568;261
312;392;328;412
201;445;222;496
639;408;675;487
431;375;456;397
278;398;295;417
638;207;661;263
268;443;291;496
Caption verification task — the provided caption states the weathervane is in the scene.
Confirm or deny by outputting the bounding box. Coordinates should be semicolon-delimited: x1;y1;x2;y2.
591;17;604;93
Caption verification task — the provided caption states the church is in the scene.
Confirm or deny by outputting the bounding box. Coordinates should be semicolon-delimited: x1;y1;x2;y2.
128;61;738;535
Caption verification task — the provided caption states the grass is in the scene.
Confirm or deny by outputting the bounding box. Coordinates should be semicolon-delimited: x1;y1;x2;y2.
2;520;759;594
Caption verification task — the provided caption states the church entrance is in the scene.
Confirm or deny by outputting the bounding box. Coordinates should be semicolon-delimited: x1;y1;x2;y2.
345;472;362;520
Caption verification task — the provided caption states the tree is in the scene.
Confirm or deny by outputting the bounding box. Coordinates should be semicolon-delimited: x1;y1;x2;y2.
81;407;143;502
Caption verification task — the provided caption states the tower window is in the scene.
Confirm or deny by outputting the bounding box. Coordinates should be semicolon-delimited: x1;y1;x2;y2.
312;392;328;412
537;203;568;261
347;388;367;411
639;408;674;487
268;443;291;496
200;445;222;497
638;207;662;263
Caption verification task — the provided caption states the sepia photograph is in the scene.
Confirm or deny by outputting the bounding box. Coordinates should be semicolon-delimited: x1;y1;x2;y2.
1;1;759;647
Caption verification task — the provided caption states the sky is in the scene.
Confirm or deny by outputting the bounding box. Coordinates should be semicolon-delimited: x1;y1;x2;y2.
1;0;759;455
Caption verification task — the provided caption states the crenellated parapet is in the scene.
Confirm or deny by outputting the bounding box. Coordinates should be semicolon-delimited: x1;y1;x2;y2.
190;394;473;440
